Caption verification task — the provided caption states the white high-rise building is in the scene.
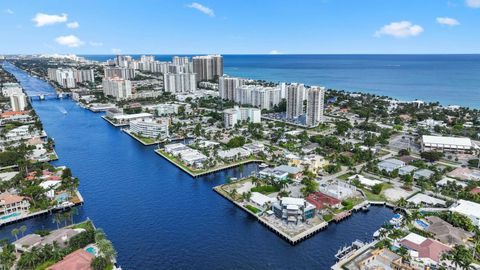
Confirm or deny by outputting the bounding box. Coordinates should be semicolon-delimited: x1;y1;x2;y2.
223;106;261;129
74;69;95;84
104;67;136;80
286;83;305;119
306;86;325;127
10;93;27;111
47;68;76;88
140;55;155;63
173;56;190;65
233;85;281;110
163;73;196;93
102;78;132;100
192;55;223;82
219;76;243;100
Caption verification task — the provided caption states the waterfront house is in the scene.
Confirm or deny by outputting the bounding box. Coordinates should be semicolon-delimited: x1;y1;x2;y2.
0;171;19;182
14;228;85;252
39;180;62;199
48;249;94;270
0;192;30;218
242;142;265;154
342;247;413;270
250;192;277;208
305;192;341;210
274;165;303;180
377;159;405;173
218;147;251;161
271;197;316;224
450;199;480;228
399;233;451;266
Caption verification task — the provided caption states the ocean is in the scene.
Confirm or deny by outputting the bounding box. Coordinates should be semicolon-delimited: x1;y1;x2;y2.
83;54;480;109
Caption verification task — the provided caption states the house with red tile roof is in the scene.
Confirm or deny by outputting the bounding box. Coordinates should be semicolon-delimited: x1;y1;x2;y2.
399;233;451;266
0;192;30;217
48;249;94;270
306;191;342;210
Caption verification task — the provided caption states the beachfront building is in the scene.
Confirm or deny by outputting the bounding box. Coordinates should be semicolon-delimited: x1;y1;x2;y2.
0;192;30;218
10;93;28;111
104;67;136;80
421;135;477;152
163;72;196;93
129;118;169;139
192;55;223;82
450;199;480;227
223;106;261;129
286;83;305;119
271;197;316;224
233;85;281;110
219;76;244;100
306;86;325;127
102;77;132;100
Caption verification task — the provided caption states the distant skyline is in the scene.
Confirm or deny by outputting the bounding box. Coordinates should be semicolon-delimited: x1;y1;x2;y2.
1;0;480;54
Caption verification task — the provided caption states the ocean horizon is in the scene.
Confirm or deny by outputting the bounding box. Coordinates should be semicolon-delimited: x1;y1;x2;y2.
82;54;480;109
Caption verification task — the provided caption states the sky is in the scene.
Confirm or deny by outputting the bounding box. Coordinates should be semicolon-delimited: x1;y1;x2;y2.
0;0;479;54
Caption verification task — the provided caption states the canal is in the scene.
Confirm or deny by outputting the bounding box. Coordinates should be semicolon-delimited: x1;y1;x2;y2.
1;62;393;269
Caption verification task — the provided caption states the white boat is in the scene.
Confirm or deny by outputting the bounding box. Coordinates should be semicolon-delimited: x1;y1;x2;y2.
259;163;268;168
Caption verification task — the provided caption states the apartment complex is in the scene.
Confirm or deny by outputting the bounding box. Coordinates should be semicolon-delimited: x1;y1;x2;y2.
219;76;244;100
223;106;261;129
192;55;223;82
163;73;196;93
234;85;281;110
104;67;136;80
10;93;28;111
102;78;132;100
286;83;305;119
47;68;95;88
306;86;325;127
129;118;169;139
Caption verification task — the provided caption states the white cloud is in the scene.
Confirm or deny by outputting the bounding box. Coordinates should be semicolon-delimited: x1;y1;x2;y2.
187;2;215;17
33;13;68;27
5;9;14;14
89;41;103;47
269;50;282;55
111;48;122;54
66;21;80;29
436;17;460;26
374;21;423;38
55;35;84;47
466;0;480;8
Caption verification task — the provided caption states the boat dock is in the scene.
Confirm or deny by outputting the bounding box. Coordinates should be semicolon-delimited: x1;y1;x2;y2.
101;116;129;127
213;185;328;245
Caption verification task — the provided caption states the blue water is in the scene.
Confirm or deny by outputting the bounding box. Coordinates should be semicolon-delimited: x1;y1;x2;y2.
0;62;393;269
0;212;20;220
82;54;480;109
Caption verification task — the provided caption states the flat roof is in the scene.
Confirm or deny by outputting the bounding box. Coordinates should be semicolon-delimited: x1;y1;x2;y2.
450;199;480;219
422;135;472;147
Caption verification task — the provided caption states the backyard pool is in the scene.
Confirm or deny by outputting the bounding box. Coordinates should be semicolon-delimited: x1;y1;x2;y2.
0;212;20;220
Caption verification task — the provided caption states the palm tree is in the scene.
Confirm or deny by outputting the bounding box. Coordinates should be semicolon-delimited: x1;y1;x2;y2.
97;239;117;261
53;213;63;229
95;229;106;243
447;245;474;270
11;228;19;240
20;225;27;237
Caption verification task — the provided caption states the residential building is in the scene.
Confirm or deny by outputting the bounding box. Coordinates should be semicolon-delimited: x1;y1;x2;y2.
233;85;281;110
399;165;418;176
48;249;94;270
163;73;196;93
306;86;325;127
407;193;446;207
413;169;434;180
286;83;305;119
156;103;190;116
399;233;451;266
10;93;28;111
223;106;261;129
425;216;473;246
164;143;208;166
271;197;316;224
73;69;95;83
250;192;277;208
102;78;132;100
104;67;136;80
450;199;480;227
0;192;30;217
219;76;243;100
1;82;23;96
377;159;405;173
192;55;223;82
217;147;251;160
306;192;341;210
342;248;413;270
129;118;169;139
47;68;75;88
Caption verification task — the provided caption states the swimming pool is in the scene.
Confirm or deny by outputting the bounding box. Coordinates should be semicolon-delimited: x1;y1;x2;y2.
0;212;20;220
85;246;97;255
415;219;429;229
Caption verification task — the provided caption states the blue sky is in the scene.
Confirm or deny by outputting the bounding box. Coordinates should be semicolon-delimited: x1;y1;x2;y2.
0;0;479;54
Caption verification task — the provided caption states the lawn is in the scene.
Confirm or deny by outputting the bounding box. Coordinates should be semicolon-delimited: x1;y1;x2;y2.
245;205;261;214
251;185;280;195
362;188;387;202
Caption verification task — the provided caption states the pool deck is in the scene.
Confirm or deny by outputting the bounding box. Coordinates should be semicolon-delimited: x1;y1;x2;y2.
0;190;85;227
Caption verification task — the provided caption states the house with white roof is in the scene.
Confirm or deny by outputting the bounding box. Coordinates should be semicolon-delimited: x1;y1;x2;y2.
377;159;405;173
348;174;382;187
450;200;480;227
407;193;446;207
250;192;277;208
399;165;418;176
